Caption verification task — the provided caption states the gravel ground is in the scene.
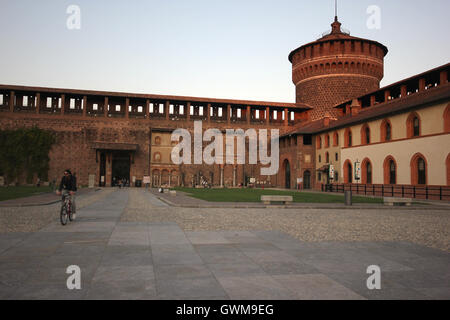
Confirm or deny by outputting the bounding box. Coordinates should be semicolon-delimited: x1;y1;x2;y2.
0;188;116;233
121;189;450;252
1;188;448;252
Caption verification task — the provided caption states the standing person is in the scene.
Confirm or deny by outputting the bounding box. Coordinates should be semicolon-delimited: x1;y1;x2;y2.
56;169;77;220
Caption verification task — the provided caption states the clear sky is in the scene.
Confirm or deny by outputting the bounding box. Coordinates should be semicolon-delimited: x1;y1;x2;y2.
0;0;449;102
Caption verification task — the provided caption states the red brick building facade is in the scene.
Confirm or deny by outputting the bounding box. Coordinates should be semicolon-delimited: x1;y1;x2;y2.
2;17;447;192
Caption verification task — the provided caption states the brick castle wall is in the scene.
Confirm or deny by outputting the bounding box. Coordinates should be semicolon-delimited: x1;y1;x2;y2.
0;113;296;188
296;75;380;119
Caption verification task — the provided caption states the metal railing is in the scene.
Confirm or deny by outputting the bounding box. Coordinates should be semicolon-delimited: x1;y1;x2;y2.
322;183;450;201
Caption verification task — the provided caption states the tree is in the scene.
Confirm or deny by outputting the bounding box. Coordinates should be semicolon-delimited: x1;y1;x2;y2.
0;127;55;185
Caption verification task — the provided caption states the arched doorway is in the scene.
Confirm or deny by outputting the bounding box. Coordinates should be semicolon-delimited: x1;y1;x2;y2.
343;160;352;183
283;159;291;189
112;151;131;186
303;170;311;189
383;156;397;185
410;153;427;185
361;158;373;184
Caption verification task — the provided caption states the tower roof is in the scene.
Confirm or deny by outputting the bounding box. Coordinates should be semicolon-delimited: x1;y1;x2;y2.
288;17;388;62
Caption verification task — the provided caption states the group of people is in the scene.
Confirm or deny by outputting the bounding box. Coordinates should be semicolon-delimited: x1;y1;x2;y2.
190;175;211;188
113;177;129;188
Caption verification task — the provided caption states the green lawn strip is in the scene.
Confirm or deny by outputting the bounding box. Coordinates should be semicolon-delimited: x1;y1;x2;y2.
173;187;382;204
0;186;53;201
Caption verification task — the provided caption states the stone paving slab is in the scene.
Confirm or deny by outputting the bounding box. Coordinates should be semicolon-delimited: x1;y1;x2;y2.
155;276;227;299
152;244;204;266
207;262;267;278
86;279;157;300
100;251;153;267
154;264;213;280
0;189;449;300
272;274;366;300
9;282;88;300
215;275;297;300
185;231;232;245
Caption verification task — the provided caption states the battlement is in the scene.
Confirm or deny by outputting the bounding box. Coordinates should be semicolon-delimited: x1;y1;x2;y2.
0;84;311;128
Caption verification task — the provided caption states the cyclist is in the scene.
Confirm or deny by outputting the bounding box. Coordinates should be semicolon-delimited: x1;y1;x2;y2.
56;169;77;220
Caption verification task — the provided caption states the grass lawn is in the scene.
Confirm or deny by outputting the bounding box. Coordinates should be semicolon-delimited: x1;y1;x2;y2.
173;187;383;204
0;186;53;202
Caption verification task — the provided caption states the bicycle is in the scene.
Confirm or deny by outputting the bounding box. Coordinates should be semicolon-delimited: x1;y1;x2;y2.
60;192;75;225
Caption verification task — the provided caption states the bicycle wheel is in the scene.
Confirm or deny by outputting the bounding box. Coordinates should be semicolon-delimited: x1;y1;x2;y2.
60;204;68;225
68;201;74;221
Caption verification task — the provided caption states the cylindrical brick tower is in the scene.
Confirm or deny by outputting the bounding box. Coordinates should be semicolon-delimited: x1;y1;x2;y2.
289;17;388;120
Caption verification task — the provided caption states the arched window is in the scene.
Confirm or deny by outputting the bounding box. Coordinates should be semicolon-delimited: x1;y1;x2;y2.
410;153;427;185
386;122;391;141
383;156;397;185
381;119;392;142
407;112;421;138
325;152;329;163
345;128;352;147
444;104;450;133
362;158;372;184
413;117;420;137
343;160;353;183
317;136;322;149
361;124;371;145
325;134;330;148
333;132;339;146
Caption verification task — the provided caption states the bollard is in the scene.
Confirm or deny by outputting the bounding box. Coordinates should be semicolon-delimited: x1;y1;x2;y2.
345;190;352;206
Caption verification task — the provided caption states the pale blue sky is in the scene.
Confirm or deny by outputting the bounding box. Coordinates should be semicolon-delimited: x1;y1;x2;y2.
0;0;449;102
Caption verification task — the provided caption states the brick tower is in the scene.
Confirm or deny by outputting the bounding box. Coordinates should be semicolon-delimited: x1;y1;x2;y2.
289;16;388;120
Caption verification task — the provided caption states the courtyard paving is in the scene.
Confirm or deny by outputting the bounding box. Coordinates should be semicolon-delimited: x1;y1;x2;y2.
0;189;449;300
